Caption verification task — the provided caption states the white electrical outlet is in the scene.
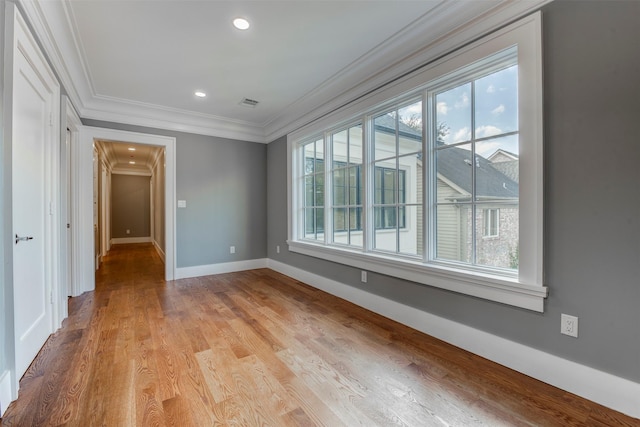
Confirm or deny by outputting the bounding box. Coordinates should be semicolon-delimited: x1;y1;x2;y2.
276;245;280;254
361;271;367;283
126;229;130;234
561;314;578;338
230;246;235;254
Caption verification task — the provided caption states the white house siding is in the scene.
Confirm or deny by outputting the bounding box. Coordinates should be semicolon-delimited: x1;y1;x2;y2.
436;178;468;262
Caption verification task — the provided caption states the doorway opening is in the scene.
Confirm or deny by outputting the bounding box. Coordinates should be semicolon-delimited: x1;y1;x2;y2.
73;127;176;296
93;140;167;270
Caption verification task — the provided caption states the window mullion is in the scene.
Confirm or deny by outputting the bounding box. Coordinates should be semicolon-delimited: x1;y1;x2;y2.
324;134;331;245
363;115;373;253
470;80;477;266
426;91;436;263
346;129;351;245
395;111;400;254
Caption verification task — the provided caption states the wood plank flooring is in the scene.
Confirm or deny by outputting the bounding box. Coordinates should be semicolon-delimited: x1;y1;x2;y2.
1;243;637;426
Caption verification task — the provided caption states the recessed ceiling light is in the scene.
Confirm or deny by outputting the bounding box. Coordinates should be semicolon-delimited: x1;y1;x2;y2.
233;17;250;30
195;91;207;98
128;147;136;151
129;161;136;165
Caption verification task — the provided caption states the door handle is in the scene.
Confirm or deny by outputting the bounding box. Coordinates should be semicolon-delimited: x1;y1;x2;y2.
15;234;34;244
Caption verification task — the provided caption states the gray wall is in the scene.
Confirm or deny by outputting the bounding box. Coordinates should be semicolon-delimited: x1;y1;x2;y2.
267;1;640;382
111;174;151;239
82;119;268;268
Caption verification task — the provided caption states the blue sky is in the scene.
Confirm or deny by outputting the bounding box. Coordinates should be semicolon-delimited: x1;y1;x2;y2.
436;64;519;157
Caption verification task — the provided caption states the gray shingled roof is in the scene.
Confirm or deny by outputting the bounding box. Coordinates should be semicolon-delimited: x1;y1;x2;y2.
436;147;518;199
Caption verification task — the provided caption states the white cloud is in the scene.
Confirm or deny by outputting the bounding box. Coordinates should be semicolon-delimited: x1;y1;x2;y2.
401;102;422;116
475;125;502;138
486;84;496;94
453;127;471;142
476;141;502;158
491;104;505;115
437;102;449;115
455;92;470;109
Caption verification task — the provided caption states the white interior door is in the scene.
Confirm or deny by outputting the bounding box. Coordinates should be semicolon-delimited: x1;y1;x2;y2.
11;6;60;379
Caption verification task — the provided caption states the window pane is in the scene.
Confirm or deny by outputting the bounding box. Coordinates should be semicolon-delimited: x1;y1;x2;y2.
349;207;364;249
383;169;396;204
436;204;472;263
483;208;499;237
332;169;346;206
475;65;518;137
332;130;348;168
398;101;423;156
315;208;324;236
315;173;324;206
475;135;519;201
436;83;471;145
436;144;471;203
315;139;325;163
333;208;347;238
304;143;315;174
399;170;405;203
374;206;397;252
400;155;422;206
304;208;315;237
374;168;383;204
399;205;422;256
383;206;396;228
349;125;363;166
348;166;361;205
374;112;396;161
304;176;314;207
476;205;518;270
349;207;363;232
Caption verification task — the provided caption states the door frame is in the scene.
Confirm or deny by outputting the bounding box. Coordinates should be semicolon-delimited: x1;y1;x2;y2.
60;97;81;316
73;127;176;295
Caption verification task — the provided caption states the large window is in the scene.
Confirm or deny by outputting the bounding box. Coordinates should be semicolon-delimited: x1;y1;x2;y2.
289;14;545;311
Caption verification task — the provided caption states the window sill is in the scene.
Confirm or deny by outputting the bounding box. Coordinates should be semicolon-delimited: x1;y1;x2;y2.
287;240;547;312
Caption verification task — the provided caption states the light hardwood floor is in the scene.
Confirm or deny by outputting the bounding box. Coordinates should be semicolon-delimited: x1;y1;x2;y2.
1;243;637;426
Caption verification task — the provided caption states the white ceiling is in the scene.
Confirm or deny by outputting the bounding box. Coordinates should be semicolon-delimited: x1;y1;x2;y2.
20;0;550;143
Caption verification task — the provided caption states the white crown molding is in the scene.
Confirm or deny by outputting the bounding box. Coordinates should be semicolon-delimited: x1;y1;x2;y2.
263;0;554;142
81;95;267;143
18;0;88;115
20;0;552;144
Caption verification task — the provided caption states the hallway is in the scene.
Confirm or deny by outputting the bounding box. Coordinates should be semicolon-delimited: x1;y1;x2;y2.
96;243;165;291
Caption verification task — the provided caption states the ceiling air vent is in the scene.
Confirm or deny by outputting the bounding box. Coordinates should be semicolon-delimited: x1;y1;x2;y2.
239;97;259;108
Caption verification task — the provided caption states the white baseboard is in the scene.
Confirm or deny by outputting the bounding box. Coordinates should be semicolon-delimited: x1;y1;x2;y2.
175;258;268;280
111;237;152;244
267;259;640;419
0;370;13;417
153;240;165;262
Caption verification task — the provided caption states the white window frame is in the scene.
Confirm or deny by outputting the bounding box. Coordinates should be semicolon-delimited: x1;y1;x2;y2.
287;13;546;311
483;208;500;238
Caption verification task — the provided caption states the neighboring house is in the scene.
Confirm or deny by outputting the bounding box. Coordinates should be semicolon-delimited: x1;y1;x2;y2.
435;143;519;269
